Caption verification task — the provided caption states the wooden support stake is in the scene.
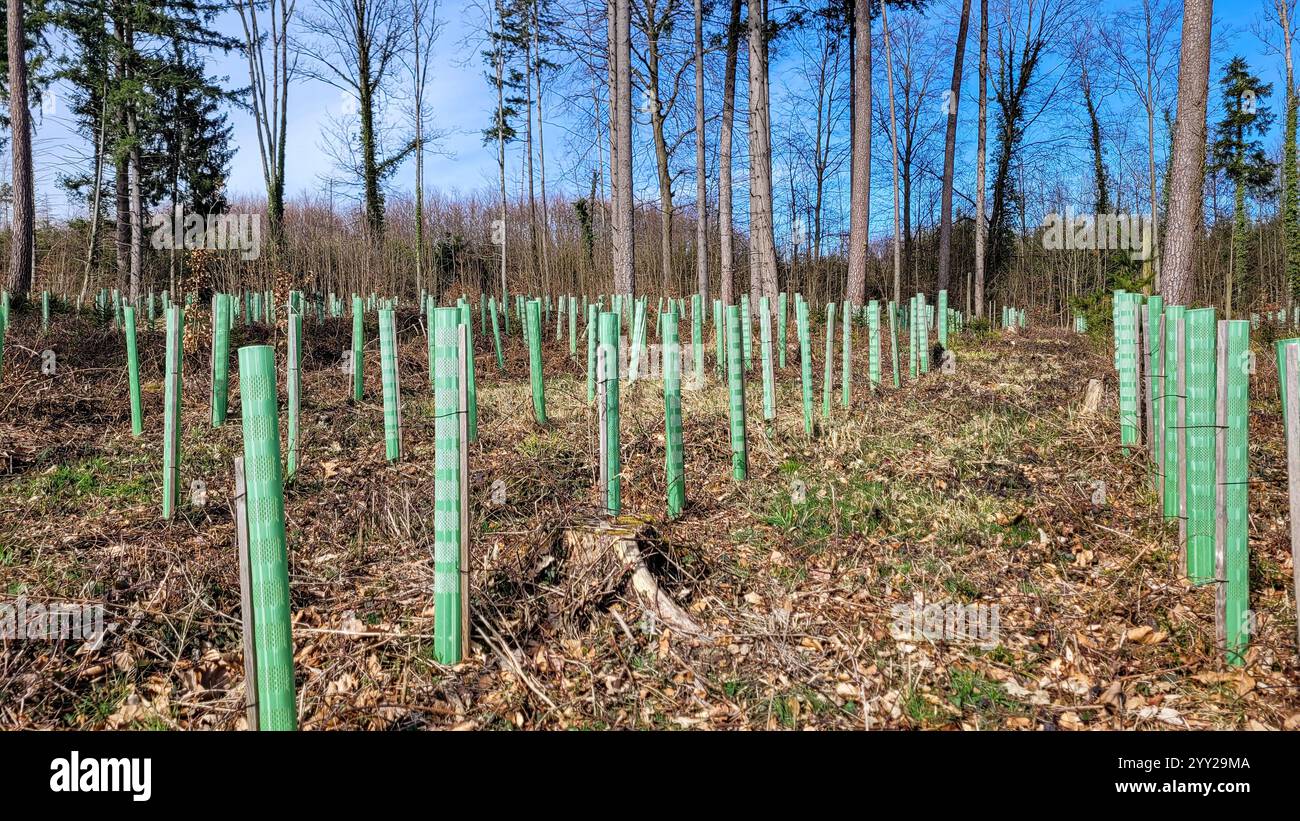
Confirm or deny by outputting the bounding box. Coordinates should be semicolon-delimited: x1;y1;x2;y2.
233;457;259;730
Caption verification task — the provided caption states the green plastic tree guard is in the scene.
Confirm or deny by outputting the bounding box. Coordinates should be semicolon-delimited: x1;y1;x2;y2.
1185;307;1217;584
714;298;724;376
841;299;852;407
489;297;505;369
599;311;622;513
1217;319;1250;666
778;292;788;368
822;303;836;418
726;305;748;480
909;296;920;379
868;300;881;387
741;294;754;371
162;305;183;519
237;345;297;730
124;306;144;436
587;304;598;404
1115;293;1139;452
798;298;813;434
378;308;403;461
351;297;364;402
629;298;647;381
526;298;547;423
570;296;578;356
759;296;775;421
1274;336;1300;437
432;308;463;664
1148;296;1165;474
287;308;303;478
663;310;686;518
458;303;478;441
212;294;231;427
425;296;436;392
889;301;900;387
692;293;704;386
937;290;948;347
41;291;49;333
1163;306;1186;520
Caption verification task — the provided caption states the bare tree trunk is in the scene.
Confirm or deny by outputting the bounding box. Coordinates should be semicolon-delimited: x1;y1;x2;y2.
937;0;971;297
881;2;901;306
607;0;621;292
694;0;707;305
845;0;870;305
974;0;987;317
1146;0;1161;291
497;0;509;302
747;0;778;310
613;0;635;295
412;0;426;297
235;0;293;260
80;93;109;306
533;0;552;296
641;0;675;294
524;28;538;288
7;0;34;297
1160;0;1213;307
719;0;740;307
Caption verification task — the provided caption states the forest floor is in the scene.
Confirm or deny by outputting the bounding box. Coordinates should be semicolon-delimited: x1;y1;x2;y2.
1;304;1299;730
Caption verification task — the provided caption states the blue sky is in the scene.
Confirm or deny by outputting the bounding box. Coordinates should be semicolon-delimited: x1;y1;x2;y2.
20;0;1297;227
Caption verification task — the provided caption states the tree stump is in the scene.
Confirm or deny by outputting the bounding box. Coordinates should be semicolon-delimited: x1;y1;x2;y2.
562;515;705;638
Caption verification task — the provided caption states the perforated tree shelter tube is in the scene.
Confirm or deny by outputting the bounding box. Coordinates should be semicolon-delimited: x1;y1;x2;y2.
426;296;436;390
351;297;364;402
798;298;813;435
525;299;547;423
889;301;900;388
1115;292;1140;453
162;305;183;520
692;294;704;386
432;308;463;665
868;300;881;388
909;296;919;380
841;299;852;407
378;308;402;461
759;296;775;421
778;292;788;369
937;290;948;347
662;310;685;518
1163;306;1186;519
918;293;930;373
587;304;598;404
237;345;297;730
821;303;836;417
211;294;231;428
124;306;143;436
1275;337;1300;435
458;303;478;442
741;295;753;372
1216;319;1250;666
287;308;303;478
599;312;621;513
570;296;578;356
1185;307;1217;584
726;305;748;480
714;298;724;376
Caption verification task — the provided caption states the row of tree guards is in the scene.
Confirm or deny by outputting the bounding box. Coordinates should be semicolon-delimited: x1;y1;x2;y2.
1111;289;1300;669
101;284;970;730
